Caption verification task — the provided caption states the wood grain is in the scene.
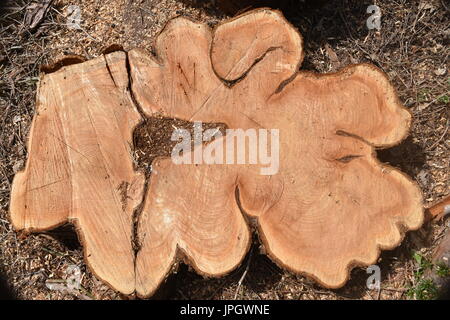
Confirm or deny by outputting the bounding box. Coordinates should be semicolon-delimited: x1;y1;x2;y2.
129;9;423;296
11;9;423;297
10;51;145;294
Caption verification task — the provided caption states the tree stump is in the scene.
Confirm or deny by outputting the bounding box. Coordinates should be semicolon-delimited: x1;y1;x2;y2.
10;9;423;297
11;51;146;294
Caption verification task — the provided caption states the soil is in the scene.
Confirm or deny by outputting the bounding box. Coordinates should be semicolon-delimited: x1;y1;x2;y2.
0;0;448;300
133;116;227;173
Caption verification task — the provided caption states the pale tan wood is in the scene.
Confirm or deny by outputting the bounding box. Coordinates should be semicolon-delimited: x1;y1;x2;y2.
10;51;145;295
11;9;423;297
129;9;423;296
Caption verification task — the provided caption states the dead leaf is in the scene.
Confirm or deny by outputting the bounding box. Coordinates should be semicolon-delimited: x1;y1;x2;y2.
324;43;340;70
434;68;447;76
23;0;53;31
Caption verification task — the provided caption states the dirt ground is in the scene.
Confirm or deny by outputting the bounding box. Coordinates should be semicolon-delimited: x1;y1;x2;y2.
0;0;449;300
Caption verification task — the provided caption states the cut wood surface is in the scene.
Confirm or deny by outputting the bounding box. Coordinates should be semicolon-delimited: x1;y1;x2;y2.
10;51;145;294
10;9;423;297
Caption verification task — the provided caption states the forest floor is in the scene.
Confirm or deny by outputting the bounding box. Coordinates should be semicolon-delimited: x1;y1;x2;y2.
0;0;448;299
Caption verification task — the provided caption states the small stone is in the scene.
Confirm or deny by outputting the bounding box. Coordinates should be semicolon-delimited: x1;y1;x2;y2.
417;103;429;111
13;115;21;123
13;160;24;173
434;68;447;76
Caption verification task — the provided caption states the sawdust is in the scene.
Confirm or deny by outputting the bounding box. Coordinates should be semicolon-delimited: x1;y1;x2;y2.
0;0;448;300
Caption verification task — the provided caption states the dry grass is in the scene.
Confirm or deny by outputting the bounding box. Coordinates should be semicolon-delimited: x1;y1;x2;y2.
0;0;448;300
